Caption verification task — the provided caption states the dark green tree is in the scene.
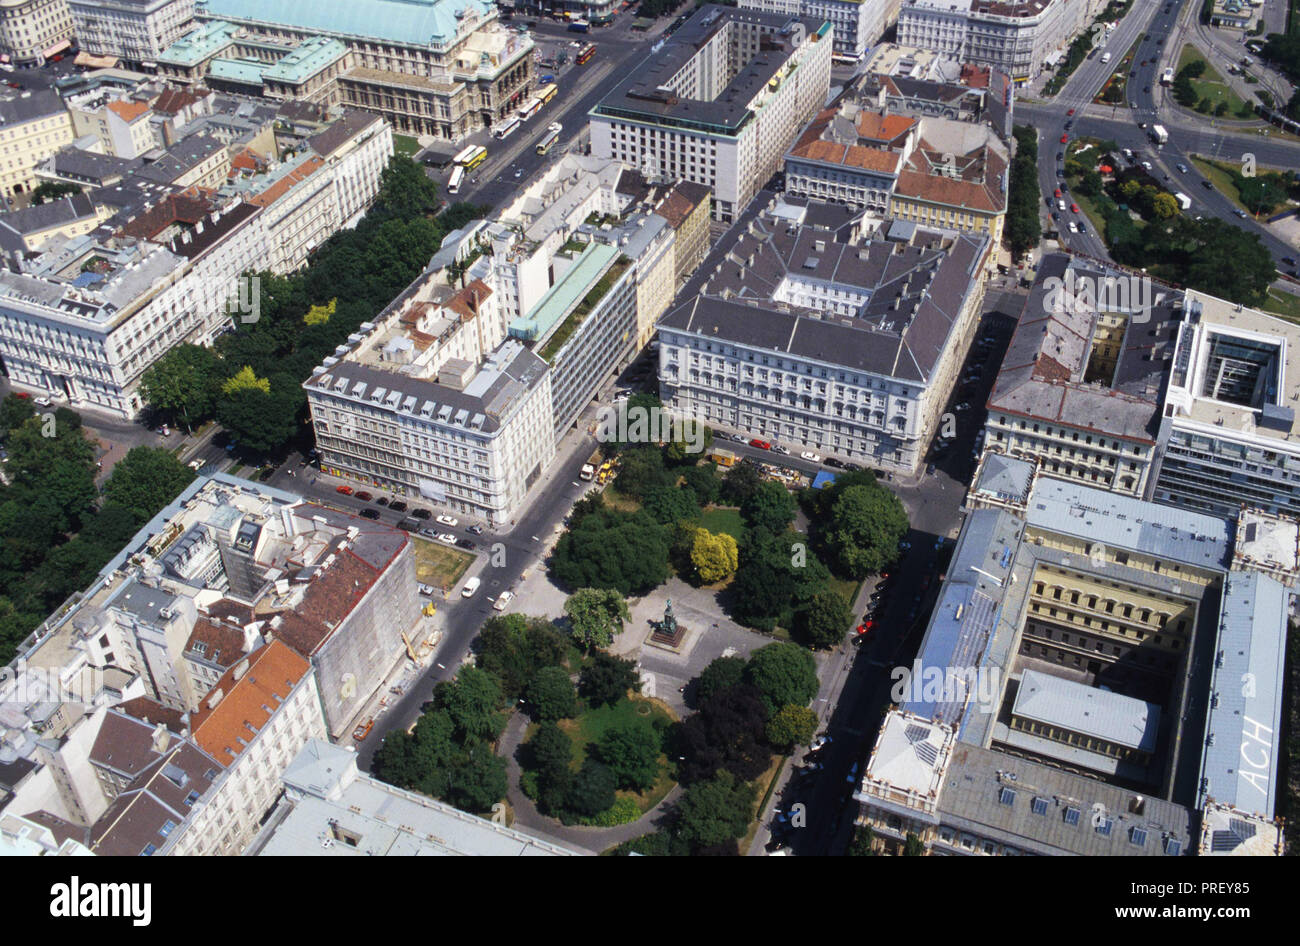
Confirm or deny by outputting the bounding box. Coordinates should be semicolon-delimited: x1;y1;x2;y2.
679;463;721;506
693;655;747;706
434;667;504;742
595;720;662;792
739;480;796;533
795;590;851;650
579;651;641;707
565;758;617;817
744;642;819;717
674;770;757;853
525;666;577;721
101;447;195;525
139;344;224;431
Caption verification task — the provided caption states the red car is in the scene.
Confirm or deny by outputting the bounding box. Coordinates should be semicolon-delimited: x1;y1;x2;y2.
335;485;354;495
1066;108;1075;116
1070;203;1080;214
1060;134;1069;144
1054;188;1062;198
856;620;874;635
749;438;772;450
355;491;373;501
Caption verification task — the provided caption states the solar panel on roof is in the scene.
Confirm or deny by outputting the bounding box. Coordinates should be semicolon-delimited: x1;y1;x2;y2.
914;741;938;766
1210;831;1240;852
904;724;931;744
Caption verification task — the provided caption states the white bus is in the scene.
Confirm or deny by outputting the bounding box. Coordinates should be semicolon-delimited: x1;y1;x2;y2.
519;97;542;121
493;118;521;139
447;165;465;194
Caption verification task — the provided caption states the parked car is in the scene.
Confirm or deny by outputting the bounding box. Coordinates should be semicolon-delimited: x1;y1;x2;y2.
411;508;432;519
335;485;354;495
467;524;485;535
355;491;373;501
800;451;822;462
417;583;436;596
376;497;389;506
456;538;476;550
436;533;457;544
359;508;381;520
352;719;374;742
749;438;772;450
390;500;408;512
436;514;459;526
1060;133;1069;144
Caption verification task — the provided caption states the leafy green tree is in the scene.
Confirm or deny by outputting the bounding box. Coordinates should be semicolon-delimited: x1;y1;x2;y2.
674;771;757;852
674;683;769;783
847;824;877;856
526;721;573;777
222;365;271;396
744;642;818;717
721;461;762;505
525;666;577;721
739;480;796;533
565;758;617;817
1151;192;1179;219
691;527;739;584
679;463;721;505
474;613;568;702
4;415;97;533
665;419;712;464
795;591;851;650
615;444;672;499
693;655;747;706
579;651;641;707
596;720;662;791
642;483;699;524
101;447;195;525
904;833;926;856
551;508;670;596
563;587;630;651
446;742;508;814
766;704;818;750
824;483;908;579
434;667;504;742
215;385;299;454
375;154;441;217
139;345;223;430
0;393;36;440
30;181;81;204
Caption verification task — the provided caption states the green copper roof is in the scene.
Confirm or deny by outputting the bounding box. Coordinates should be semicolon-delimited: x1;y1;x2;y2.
197;0;498;47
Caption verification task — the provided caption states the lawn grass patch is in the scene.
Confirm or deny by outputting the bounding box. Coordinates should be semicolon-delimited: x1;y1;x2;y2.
411;535;474;590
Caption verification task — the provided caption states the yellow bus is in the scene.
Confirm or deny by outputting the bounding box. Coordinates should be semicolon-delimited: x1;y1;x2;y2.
536;83;557;105
454;145;487;170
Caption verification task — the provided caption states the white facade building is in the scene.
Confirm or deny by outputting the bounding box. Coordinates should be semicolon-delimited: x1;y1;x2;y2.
739;0;901;60
590;4;832;222
68;0;195;66
897;0;1098;83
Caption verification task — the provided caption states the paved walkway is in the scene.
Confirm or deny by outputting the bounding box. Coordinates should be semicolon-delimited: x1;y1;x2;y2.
497;709;681;853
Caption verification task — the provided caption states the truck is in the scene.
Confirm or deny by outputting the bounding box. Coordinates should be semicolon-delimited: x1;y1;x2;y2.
1173;192;1191;211
1100;52;1111;64
708;447;738;468
579;448;600;481
462;576;481;598
1150;124;1168;145
568;18;589;31
1161;67;1174;86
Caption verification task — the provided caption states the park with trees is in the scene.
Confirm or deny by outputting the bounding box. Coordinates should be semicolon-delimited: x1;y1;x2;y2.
139;155;488;459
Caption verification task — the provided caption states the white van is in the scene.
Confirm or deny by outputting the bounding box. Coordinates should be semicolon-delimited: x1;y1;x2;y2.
462;576;481;598
493;590;513;611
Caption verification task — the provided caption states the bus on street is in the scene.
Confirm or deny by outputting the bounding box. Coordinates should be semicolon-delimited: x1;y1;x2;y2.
453;145;487;170
577;42;595;64
536;83;557;105
536;127;561;155
519;97;542;120
493;117;521;139
448;165;465;194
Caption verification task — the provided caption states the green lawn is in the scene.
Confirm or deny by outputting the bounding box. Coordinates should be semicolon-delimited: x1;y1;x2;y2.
411;536;474;591
1262;288;1300;322
1176;44;1251;116
556;695;678;814
1190;155;1248;209
393;134;422;158
699;506;744;540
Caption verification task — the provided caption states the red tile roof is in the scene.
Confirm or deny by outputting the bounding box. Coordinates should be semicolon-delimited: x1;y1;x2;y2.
190;640;311;765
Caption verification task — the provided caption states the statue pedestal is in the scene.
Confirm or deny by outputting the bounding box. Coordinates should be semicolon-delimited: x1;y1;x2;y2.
650;620;686;648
